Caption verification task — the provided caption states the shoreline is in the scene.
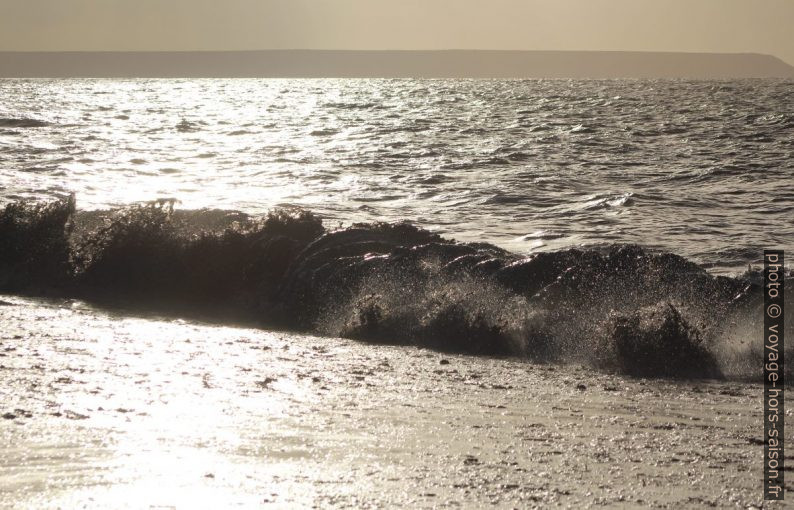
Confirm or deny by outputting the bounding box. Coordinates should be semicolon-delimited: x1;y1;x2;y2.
1;294;789;507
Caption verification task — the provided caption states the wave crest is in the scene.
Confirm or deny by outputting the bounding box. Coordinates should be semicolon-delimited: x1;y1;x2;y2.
0;196;789;381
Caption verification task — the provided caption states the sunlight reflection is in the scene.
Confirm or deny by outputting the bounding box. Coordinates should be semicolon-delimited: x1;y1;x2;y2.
26;309;320;508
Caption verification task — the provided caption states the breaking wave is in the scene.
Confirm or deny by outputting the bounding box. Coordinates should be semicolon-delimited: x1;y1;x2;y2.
0;196;789;381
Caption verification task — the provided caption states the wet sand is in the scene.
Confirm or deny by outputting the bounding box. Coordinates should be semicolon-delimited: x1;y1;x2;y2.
0;295;789;508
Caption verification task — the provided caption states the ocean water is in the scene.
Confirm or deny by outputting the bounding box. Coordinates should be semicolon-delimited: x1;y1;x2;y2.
1;78;792;274
0;78;792;381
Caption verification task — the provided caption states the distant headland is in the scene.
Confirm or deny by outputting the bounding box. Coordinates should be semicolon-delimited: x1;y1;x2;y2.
1;50;793;79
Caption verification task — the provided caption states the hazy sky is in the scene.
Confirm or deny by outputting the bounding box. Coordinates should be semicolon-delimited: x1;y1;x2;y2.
1;0;793;65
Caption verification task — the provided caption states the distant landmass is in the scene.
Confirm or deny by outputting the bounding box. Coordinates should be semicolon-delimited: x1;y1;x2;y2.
1;50;793;79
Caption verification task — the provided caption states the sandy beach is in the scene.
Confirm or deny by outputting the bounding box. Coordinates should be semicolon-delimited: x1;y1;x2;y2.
0;294;788;508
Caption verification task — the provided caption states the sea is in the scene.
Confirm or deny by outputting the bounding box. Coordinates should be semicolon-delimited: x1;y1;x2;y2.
0;78;792;379
1;78;792;274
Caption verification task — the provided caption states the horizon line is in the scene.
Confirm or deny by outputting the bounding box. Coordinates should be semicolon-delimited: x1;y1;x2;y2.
2;49;791;79
1;49;789;66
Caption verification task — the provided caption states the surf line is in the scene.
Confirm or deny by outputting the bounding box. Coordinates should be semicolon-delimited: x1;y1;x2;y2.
764;249;785;501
